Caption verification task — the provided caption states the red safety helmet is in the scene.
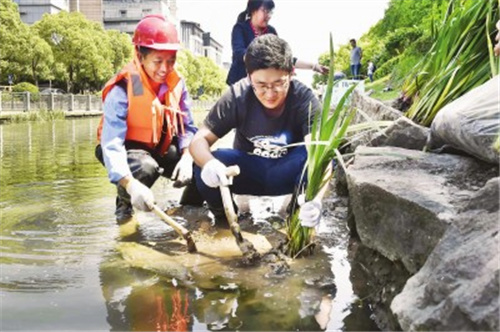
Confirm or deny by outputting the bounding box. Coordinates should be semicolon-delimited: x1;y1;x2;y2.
132;14;180;51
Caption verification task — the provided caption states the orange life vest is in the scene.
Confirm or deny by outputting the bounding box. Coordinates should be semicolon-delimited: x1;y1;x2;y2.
96;56;185;155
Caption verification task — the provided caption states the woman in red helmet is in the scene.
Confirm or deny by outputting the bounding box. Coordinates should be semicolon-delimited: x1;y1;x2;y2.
95;15;200;223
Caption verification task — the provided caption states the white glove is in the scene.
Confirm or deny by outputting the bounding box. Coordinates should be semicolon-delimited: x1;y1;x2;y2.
298;194;322;228
171;153;193;188
201;159;229;188
125;178;155;211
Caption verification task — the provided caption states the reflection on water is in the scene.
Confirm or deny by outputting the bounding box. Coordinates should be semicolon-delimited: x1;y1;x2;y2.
1;119;114;330
0;118;379;331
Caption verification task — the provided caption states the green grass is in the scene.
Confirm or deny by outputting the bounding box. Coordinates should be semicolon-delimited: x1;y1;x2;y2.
6;110;66;123
365;75;400;101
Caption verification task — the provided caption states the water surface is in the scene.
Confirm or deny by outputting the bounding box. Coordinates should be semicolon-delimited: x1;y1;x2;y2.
0;118;378;331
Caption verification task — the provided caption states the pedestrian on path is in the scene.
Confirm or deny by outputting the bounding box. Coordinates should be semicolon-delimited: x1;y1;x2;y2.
350;38;363;80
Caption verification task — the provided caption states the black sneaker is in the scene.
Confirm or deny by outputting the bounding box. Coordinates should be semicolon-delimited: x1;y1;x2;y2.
115;196;134;225
209;201;241;228
179;180;205;207
209;206;229;228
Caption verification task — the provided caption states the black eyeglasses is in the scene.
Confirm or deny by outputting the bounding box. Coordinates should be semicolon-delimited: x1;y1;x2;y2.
251;76;290;94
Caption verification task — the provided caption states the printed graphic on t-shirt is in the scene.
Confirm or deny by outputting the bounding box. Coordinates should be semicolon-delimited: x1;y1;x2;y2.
250;134;288;159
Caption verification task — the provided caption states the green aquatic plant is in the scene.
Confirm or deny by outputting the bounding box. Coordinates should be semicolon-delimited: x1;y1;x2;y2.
402;0;499;126
285;34;392;258
285;35;357;258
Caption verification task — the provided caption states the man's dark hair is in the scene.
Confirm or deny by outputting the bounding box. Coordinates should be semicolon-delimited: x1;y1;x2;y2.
350;39;356;44
237;0;275;23
244;34;293;74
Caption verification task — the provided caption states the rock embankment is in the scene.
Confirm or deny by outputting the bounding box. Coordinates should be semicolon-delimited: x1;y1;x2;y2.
341;92;499;330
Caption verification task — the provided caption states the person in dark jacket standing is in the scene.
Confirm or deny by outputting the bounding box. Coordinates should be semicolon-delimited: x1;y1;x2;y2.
226;0;327;86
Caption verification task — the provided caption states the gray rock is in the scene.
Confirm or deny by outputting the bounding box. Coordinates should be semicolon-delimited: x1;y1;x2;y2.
391;178;499;331
369;117;429;151
348;91;403;151
351;90;402;122
346;146;496;273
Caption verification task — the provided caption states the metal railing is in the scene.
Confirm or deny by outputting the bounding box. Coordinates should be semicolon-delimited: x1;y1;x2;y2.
0;92;215;113
0;92;102;113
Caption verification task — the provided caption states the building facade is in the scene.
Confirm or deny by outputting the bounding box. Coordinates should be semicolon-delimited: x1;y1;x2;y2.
179;20;204;57
14;0;69;25
69;0;103;23
202;32;223;67
102;0;177;35
179;21;223;67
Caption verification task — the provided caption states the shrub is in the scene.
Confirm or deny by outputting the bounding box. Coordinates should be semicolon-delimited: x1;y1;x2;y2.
12;82;39;94
373;55;401;80
390;55;421;87
385;27;424;57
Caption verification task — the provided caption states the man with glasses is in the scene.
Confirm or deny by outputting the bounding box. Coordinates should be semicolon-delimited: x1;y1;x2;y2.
189;34;321;225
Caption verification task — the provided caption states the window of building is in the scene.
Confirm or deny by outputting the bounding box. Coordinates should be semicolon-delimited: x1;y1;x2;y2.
142;9;152;15
120;10;127;17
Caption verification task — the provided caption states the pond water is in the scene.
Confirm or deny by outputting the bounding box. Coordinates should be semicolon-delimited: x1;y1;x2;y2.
0;118;379;331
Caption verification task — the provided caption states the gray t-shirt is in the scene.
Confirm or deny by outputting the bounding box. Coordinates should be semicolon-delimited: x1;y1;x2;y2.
350;46;362;65
204;78;320;159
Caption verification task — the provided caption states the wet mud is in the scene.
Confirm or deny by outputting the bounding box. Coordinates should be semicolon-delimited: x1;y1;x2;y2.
118;203;292;275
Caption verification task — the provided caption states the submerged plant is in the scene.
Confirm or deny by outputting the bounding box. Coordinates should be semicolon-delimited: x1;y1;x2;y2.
285;35;357;258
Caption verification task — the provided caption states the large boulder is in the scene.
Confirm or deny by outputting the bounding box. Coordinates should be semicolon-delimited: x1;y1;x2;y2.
335;117;429;198
346;146;497;273
391;178;499;331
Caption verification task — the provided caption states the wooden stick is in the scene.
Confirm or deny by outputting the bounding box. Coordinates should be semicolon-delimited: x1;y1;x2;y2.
152;205;197;253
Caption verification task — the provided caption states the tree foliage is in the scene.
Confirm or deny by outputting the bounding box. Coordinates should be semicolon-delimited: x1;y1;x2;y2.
33;12;115;93
1;1;132;93
317;0;449;84
0;0;225;97
371;0;447;37
0;0;30;83
25;29;54;86
106;30;133;73
176;49;226;100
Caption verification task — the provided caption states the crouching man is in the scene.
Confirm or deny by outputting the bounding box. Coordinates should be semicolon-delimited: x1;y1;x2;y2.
189;34;323;227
